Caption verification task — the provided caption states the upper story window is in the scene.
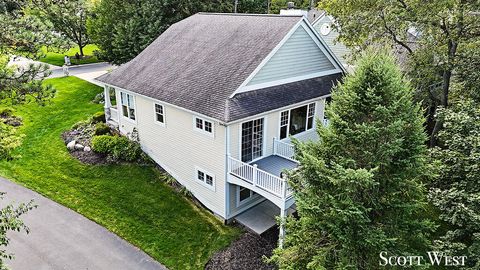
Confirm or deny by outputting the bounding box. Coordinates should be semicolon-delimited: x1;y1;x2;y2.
279;103;316;139
194;116;214;136
120;92;135;120
154;103;165;125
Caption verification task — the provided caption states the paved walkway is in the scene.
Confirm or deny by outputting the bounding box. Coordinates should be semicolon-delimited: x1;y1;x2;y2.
1;177;167;270
8;56;113;87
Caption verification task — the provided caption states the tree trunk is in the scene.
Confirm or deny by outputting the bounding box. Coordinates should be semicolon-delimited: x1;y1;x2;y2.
429;38;457;147
429;69;452;147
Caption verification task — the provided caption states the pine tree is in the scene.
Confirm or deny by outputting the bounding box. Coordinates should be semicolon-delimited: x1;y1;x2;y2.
271;51;434;269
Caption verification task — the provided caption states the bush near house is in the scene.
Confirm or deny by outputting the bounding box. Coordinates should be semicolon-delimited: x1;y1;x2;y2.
91;111;105;123
93;122;110;136
91;134;144;162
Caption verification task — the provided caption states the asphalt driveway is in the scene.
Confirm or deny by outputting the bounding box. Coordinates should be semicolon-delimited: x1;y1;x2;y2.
1;177;167;270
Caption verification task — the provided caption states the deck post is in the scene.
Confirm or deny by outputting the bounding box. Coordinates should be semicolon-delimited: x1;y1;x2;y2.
273;137;277;155
252;164;258;187
279;205;287;248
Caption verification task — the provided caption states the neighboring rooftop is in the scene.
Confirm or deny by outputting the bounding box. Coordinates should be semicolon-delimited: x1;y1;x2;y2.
97;13;342;122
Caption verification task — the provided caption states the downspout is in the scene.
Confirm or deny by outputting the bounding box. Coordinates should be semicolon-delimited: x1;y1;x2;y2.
224;123;231;221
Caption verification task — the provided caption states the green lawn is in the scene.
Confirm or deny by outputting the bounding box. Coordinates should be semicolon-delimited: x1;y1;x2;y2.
39;45;102;66
0;77;240;269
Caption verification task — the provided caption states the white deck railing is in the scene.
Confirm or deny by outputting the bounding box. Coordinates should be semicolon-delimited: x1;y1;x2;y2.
273;138;296;162
227;156;292;199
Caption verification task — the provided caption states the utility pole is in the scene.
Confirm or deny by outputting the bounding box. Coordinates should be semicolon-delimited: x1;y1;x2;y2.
234;0;238;13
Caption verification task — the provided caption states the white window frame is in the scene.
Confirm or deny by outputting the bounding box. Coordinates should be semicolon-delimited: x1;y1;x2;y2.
236;186;255;207
120;92;136;122
194;167;215;191
278;102;316;140
193;116;214;137
153;103;166;126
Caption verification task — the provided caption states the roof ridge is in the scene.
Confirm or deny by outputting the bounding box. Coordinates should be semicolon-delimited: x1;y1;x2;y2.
196;12;303;18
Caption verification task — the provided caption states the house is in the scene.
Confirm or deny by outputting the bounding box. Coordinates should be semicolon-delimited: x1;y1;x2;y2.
311;11;352;70
96;13;344;236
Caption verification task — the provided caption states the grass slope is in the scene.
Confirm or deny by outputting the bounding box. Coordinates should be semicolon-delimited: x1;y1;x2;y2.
0;77;240;269
39;45;101;66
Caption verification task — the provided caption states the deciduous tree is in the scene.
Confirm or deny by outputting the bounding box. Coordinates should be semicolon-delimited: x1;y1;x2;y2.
30;0;91;56
429;99;480;269
88;0;233;65
319;0;480;146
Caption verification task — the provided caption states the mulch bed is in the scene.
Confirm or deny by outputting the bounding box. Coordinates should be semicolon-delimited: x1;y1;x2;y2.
69;150;109;165
61;127;113;165
205;226;279;270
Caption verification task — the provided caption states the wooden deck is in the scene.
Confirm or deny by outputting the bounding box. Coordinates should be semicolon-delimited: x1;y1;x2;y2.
251;155;298;177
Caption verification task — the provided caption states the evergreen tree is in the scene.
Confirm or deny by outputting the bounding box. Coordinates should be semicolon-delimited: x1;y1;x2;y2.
271;51;434;269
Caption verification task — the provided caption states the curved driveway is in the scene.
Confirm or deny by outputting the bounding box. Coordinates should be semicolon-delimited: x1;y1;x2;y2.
1;177;167;270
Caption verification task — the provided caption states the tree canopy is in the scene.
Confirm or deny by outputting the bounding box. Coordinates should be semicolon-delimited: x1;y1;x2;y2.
30;0;91;56
270;51;434;269
319;0;480;146
88;0;234;65
429;100;480;269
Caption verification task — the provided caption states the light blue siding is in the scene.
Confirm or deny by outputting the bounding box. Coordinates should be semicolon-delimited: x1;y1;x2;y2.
246;25;336;86
313;16;351;66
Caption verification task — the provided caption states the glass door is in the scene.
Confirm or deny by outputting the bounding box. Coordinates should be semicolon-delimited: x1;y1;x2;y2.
241;118;264;162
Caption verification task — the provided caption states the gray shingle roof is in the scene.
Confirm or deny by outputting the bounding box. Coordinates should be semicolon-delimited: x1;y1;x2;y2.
227;73;342;122
97;13;341;122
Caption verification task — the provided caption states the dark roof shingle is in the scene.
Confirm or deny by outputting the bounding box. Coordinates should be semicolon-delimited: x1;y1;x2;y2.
97;13;341;122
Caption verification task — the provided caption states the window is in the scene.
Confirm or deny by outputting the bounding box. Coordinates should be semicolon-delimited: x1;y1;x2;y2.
241;118;264;162
154;103;165;124
238;186;255;205
194;117;214;136
279;103;316;139
120;92;135;120
107;87;116;106
195;167;215;190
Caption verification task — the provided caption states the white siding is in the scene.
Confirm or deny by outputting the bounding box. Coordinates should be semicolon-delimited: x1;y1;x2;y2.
247;25;336;86
229;98;326;162
313;16;351;66
115;91;227;218
228;184;264;218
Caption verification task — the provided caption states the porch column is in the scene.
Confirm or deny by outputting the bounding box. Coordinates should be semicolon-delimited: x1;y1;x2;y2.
104;86;111;108
279;205;287;248
104;86;111;121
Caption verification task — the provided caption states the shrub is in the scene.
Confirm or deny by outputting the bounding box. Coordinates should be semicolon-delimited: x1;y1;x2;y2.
0;108;14;117
91;135;143;162
91;111;105;124
0;122;24;160
110;136;142;162
91;135;115;154
94;122;110;135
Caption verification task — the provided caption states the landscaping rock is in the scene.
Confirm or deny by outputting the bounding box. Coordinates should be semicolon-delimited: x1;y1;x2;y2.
75;144;85;151
67;140;76;151
84;146;91;152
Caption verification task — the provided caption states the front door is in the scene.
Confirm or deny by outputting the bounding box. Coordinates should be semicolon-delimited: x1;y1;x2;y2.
241;118;264;162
